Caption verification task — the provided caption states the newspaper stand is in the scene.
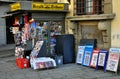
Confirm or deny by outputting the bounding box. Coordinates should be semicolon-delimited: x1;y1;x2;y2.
96;50;108;72
76;46;85;64
106;48;120;73
90;49;99;68
82;45;94;66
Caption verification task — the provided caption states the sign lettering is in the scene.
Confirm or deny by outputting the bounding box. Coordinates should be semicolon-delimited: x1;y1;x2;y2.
32;3;64;10
106;48;120;72
10;3;21;11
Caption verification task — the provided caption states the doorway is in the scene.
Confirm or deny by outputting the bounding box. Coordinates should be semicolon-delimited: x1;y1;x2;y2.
6;16;14;44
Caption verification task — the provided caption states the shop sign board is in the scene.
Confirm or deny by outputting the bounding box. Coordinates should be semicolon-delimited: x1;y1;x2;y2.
76;46;85;64
106;48;120;72
10;3;21;11
32;3;64;11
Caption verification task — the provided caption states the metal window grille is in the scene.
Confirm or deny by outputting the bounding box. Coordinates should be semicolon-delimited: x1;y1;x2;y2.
76;0;104;15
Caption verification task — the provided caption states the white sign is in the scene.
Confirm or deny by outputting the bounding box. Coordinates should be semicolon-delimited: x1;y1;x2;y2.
76;46;85;64
109;48;120;53
106;48;120;72
98;53;106;66
106;53;119;72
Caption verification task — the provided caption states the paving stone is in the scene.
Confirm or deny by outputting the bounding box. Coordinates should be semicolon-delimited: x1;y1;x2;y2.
91;76;120;79
0;55;119;79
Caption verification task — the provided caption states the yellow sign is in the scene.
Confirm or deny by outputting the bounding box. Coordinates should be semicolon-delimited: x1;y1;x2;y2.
32;3;64;10
10;3;21;11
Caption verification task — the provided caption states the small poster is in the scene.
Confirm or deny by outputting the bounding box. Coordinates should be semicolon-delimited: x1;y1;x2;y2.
90;50;99;68
82;45;93;66
76;46;85;64
90;53;98;67
98;53;106;66
106;48;120;72
30;41;44;58
33;41;43;52
83;51;91;65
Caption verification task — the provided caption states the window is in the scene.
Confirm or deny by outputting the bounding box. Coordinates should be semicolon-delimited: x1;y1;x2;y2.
68;0;70;3
32;0;43;1
76;0;103;15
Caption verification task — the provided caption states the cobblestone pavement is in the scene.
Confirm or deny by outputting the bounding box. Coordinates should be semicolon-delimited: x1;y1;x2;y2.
0;50;120;79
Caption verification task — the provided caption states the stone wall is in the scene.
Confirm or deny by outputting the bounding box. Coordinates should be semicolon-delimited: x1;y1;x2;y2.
0;4;9;45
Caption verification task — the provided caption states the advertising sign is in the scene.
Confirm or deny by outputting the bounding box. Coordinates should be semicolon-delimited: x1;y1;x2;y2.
96;50;108;72
32;3;64;10
82;45;93;66
98;53;106;66
90;50;99;68
10;3;21;11
83;51;91;66
106;48;120;72
76;46;85;64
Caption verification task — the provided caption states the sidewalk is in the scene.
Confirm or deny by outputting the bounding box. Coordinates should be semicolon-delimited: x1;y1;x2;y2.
0;55;119;79
0;44;15;58
0;44;120;79
0;44;15;51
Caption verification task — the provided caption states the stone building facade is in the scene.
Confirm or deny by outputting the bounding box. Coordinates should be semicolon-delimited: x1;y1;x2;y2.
66;0;115;51
1;0;120;51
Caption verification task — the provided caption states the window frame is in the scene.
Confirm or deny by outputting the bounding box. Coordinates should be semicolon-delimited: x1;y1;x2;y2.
76;0;103;15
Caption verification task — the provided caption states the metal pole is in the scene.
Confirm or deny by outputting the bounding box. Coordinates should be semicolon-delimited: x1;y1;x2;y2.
47;21;51;56
32;38;34;48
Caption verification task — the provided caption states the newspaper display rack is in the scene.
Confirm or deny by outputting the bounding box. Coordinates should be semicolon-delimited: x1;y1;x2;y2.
106;48;120;72
82;45;94;66
76;46;85;64
90;49;99;68
96;50;108;72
